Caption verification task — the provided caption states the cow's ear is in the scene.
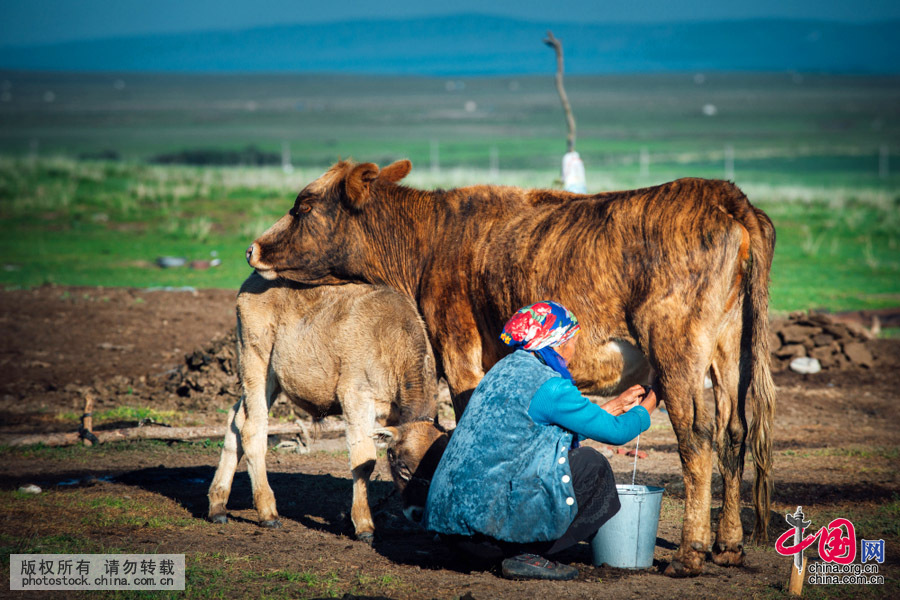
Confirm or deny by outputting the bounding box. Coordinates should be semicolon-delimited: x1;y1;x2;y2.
379;159;412;184
372;426;398;446
345;162;379;209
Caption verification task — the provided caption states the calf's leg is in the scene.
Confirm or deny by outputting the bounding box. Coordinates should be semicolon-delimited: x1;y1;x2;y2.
207;396;246;523
242;372;281;528
341;386;378;543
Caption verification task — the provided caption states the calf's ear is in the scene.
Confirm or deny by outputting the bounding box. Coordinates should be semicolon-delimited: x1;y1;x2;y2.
345;162;379;209
372;426;399;446
379;159;412;184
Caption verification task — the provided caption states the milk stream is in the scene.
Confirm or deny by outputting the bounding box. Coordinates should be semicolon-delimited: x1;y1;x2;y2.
631;434;640;486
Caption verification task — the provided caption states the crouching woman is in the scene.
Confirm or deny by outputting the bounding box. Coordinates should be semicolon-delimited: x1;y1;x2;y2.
423;301;658;580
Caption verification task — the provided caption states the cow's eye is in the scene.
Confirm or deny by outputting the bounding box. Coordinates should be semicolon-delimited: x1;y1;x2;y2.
290;203;312;217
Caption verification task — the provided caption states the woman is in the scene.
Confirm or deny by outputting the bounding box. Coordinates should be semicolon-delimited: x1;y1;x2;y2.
423;301;658;581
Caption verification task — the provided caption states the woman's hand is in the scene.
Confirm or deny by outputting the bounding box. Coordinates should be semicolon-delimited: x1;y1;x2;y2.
640;388;658;415
600;385;645;416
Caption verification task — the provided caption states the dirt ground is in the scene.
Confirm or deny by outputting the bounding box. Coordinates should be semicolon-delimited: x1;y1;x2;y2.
1;285;898;599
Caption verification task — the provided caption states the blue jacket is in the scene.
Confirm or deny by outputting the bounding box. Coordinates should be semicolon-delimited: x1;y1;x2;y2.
423;350;650;542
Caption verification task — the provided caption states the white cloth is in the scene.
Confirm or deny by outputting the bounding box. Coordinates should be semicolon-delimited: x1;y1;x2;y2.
561;151;587;194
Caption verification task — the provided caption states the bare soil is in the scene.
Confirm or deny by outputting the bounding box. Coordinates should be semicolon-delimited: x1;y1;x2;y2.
1;285;898;599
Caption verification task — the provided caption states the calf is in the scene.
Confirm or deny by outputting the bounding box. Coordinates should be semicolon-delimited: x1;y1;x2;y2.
207;273;439;543
374;422;451;523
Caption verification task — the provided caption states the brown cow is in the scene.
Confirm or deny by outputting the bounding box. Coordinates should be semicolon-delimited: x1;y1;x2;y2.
246;159;776;576
207;272;439;543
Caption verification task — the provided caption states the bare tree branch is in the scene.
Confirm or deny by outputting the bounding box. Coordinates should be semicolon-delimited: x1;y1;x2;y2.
544;30;576;153
1;422;320;448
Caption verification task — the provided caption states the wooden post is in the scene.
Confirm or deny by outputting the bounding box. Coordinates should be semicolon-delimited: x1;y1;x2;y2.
281;140;293;174
543;31;576;153
725;144;735;181
489;146;499;179
640;147;650;178
430;139;440;174
81;394;95;447
788;555;807;596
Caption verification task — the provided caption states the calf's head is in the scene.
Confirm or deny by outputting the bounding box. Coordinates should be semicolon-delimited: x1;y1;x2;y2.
245;159;413;283
373;421;450;523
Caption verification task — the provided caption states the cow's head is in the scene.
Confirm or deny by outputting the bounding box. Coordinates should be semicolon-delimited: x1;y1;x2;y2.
245;159;413;283
373;421;451;524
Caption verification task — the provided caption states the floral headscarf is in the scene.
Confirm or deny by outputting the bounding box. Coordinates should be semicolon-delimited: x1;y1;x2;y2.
500;301;580;381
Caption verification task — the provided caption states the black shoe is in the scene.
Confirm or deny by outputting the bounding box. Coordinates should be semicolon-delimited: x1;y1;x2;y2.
501;553;578;581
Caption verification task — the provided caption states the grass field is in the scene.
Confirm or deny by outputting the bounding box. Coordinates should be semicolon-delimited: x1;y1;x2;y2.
0;72;898;312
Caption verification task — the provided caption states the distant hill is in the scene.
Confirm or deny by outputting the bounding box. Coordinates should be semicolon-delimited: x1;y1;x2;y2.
1;14;898;74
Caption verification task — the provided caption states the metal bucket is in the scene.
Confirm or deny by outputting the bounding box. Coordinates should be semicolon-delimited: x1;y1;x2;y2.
590;484;664;569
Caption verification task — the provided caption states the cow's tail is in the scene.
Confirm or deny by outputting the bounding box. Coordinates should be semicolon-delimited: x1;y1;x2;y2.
736;197;777;545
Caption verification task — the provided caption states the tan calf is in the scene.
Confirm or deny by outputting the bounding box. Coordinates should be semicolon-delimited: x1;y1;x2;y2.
207;273;439;543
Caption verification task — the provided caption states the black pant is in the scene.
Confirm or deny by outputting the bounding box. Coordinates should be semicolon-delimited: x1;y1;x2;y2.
544;445;620;554
444;446;620;559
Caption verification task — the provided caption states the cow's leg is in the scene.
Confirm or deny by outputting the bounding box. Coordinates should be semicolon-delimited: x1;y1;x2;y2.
423;302;484;421
438;339;484;421
641;315;716;578
207;396;246;523
341;386;377;543
662;371;714;577
710;332;748;566
242;371;281;528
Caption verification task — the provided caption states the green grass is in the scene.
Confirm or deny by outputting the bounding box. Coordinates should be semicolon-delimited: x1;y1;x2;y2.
1;156;897;312
1;73;898;311
0;438;223;459
778;446;900;460
56;405;182;424
805;496;900;541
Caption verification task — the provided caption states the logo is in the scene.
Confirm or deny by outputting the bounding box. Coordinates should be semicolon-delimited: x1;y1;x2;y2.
775;506;884;586
861;539;885;564
776;506;856;571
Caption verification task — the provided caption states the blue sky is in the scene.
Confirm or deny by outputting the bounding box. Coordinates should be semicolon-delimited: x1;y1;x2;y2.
2;0;899;46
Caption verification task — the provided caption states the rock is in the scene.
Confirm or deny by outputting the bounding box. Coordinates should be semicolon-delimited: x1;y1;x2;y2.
790;357;821;374
803;313;835;327
18;484;41;494
844;321;875;341
780;324;823;344
842;342;875;368
599;446;614;458
769;331;782;352
822;322;855;341
809;344;839;369
812;333;836;346
155;256;187;268
775;344;806;359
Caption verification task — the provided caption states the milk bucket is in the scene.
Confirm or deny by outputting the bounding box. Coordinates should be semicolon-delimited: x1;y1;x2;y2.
590;484;664;569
